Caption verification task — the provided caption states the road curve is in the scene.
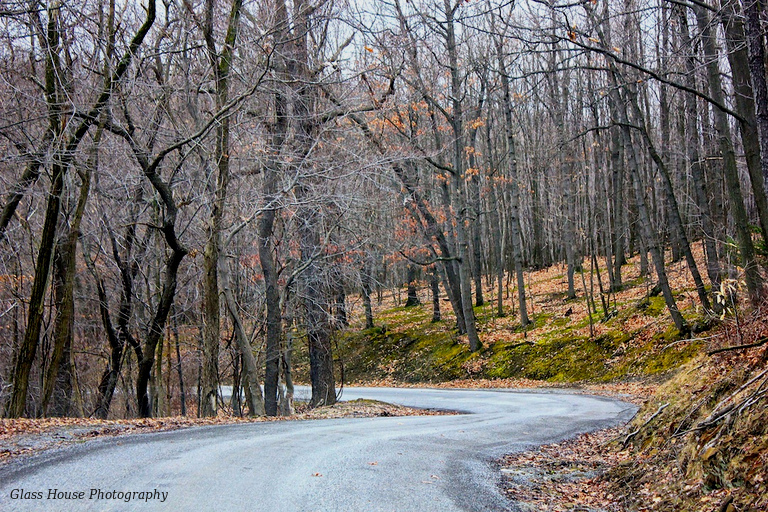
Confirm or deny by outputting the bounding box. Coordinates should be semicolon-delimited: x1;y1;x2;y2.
0;387;636;512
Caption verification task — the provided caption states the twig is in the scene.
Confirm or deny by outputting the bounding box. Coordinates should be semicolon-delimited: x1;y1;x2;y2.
662;333;722;352
690;369;768;432
0;303;16;318
707;337;768;356
672;395;708;437
623;403;669;448
397;250;460;266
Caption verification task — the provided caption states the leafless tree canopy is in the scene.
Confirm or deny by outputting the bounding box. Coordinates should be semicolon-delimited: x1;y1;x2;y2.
1;0;766;418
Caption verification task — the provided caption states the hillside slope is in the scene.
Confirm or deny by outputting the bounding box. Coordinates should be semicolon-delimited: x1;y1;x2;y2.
314;252;713;386
293;251;767;511
611;303;767;511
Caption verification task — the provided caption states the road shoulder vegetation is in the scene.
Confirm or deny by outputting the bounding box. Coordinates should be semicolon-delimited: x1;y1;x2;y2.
494;303;768;512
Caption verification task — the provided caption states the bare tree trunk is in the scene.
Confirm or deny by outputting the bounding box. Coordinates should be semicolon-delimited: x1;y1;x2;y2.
495;34;530;327
677;8;723;294
137;243;186;418
547;57;577;299
151;331;165;417
278;287;295;416
397;165;466;332
610;125;626;290
6;4;66;419
489;181;506;317
172;312;187;416
298;204;336;407
530;172;545;270
257;0;293;417
259;200;281;415
744;0;768;195
6;0;156;418
564;175;577;300
220;257;265;416
444;0;481;351
405;264;420;307
0;158;47;238
361;260;375;329
89;255;123;420
720;0;768;244
42;146;95;416
625;88;712;311
333;283;348;329
92;186;146;419
624;125;687;332
293;0;335;407
467;87;486;307
586;2;688;333
430;266;442;322
200;0;244;418
694;3;764;302
327;63;468;333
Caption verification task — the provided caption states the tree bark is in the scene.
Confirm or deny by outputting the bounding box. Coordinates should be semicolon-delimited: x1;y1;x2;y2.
489;179;506;317
259;198;282;416
42;142;95;416
610;124;626;290
495;34;530;327
88;249;123;420
743;0;768;195
405;264;420;307
6;0;157;418
586;3;688;333
430;266;442;322
720;0;768;244
694;3;763;303
361;259;375;329
444;0;482;352
220;257;265;416
6;4;66;419
625;88;712;311
200;0;244;418
298;204;336;407
467;88;486;307
293;0;336;407
677;7;723;294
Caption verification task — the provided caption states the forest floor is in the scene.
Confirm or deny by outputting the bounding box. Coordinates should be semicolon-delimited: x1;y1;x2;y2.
0;399;449;466
296;246;767;512
318;248;717;388
5;248;765;511
494;304;767;512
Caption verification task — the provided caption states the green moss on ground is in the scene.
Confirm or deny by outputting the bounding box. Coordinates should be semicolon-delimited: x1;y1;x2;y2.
292;253;717;386
326;299;705;385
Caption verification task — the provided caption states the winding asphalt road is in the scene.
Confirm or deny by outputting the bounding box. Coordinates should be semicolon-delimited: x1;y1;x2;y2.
0;387;636;511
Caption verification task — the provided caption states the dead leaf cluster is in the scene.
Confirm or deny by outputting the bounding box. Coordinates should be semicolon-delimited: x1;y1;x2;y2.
498;426;631;511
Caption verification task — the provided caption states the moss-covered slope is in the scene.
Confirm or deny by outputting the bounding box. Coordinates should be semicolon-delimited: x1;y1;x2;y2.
296;254;715;385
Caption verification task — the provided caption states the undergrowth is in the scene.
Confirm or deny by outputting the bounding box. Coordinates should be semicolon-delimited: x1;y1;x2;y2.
309;251;714;386
607;301;768;511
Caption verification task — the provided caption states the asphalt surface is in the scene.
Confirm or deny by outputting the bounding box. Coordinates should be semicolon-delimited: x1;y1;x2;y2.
0;387;637;512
